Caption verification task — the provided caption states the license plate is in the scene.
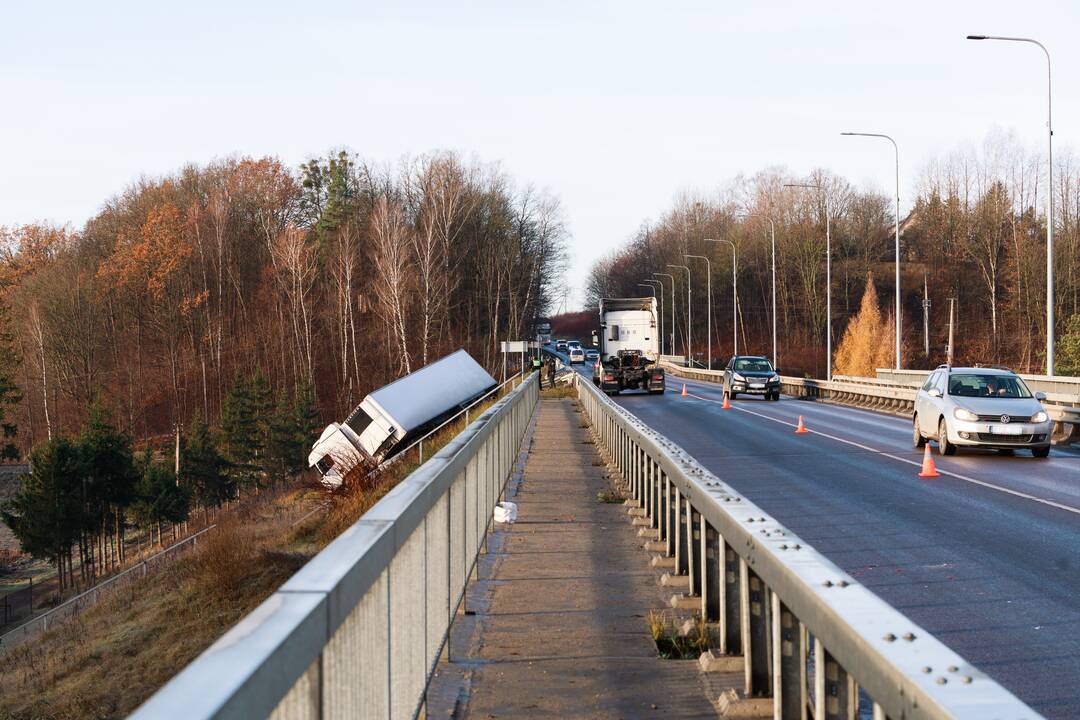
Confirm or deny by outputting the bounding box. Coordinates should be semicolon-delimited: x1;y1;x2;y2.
988;424;1023;435
750;383;765;389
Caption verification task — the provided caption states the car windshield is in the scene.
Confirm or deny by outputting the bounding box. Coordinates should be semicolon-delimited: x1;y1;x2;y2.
947;373;1031;399
734;358;773;373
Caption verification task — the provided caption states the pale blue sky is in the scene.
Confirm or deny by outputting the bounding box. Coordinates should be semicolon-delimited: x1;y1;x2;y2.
3;1;1078;308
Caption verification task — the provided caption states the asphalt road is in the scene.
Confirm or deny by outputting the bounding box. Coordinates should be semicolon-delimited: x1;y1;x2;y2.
561;357;1080;718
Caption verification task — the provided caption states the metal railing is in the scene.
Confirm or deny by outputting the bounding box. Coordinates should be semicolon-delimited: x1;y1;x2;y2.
0;524;216;648
661;362;1079;443
574;373;1040;719
131;373;539;720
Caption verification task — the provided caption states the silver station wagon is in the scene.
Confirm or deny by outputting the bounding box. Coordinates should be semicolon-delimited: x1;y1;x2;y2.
912;366;1052;458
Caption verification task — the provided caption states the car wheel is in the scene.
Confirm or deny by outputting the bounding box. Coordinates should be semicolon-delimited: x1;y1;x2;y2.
730;391;738;401
1032;446;1050;458
938;418;956;456
771;391;780;401
912;416;925;448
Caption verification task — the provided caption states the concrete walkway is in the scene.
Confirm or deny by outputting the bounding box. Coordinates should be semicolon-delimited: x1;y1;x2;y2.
429;395;718;718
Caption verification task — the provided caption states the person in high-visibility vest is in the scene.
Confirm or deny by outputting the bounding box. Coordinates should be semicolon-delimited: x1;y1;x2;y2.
531;356;542;373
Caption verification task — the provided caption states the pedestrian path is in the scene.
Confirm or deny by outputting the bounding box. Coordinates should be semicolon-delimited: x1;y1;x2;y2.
428;395;721;718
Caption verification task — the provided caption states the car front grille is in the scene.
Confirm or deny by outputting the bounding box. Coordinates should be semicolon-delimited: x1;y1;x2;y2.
976;414;1033;423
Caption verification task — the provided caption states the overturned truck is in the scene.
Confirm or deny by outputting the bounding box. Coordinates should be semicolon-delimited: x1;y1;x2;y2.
308;350;497;486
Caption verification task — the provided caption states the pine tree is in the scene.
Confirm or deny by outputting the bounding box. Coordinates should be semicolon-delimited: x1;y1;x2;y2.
1;437;84;590
1059;314;1080;376
132;449;189;532
78;407;139;569
218;373;260;492
183;418;234;512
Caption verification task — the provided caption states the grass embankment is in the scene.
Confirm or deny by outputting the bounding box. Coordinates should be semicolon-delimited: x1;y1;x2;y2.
0;387;512;719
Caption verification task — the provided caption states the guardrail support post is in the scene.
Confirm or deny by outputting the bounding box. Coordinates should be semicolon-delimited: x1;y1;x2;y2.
665;478;675;557
815;640;856;720
740;560;771;696
701;519;720;622
687;506;700;597
675;490;687;575
723;540;741;655
772;594;806;719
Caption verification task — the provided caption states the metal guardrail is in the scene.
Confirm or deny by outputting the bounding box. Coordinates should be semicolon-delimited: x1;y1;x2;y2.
131;373;539;720
574;372;1040;719
0;524;216;649
662;363;1080;443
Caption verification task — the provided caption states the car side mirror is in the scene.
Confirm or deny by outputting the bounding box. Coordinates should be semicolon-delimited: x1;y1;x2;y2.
927;388;942;398
1035;391;1047;401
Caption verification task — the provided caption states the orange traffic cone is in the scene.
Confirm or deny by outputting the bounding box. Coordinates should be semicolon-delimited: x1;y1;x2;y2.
721;394;731;410
681;383;688;397
794;415;809;434
918;444;940;478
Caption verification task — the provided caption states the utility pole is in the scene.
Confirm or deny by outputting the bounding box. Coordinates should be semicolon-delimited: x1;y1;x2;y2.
946;298;956;366
922;274;931;358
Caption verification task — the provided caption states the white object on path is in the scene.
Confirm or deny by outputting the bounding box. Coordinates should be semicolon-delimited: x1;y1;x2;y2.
493;501;518;524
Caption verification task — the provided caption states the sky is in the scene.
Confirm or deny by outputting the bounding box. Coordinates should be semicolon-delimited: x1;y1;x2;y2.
3;0;1079;310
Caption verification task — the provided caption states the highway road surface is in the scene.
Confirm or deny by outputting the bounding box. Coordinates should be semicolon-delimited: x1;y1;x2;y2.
565;358;1080;718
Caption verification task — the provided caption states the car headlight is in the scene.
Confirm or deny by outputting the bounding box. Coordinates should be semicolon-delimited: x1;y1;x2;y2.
732;373;745;382
1031;410;1049;423
953;407;978;422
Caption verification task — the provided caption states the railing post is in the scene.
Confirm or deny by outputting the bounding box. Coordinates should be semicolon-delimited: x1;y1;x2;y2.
674;489;686;573
664;476;675;556
723;540;741;655
815;640;856;720
772;594;806;719
739;562;771;697
685;504;698;595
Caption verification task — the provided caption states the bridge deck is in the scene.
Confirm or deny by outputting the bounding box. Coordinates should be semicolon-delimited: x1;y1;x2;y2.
428;395;724;718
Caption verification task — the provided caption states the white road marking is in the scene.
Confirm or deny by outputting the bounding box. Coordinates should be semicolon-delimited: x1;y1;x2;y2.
683;390;1080;518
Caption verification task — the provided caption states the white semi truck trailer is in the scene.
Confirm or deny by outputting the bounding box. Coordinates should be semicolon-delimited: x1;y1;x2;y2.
308;349;496;486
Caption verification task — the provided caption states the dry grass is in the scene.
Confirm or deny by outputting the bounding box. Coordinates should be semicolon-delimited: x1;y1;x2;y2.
647;611;711;659
540;385;576;398
0;505;309;719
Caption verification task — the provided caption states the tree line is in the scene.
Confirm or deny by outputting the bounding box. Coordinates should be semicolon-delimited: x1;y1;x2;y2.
0;373;317;591
587;131;1080;376
0;148;567;588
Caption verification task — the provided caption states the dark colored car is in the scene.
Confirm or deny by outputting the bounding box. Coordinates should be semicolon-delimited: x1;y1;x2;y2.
723;356;780;401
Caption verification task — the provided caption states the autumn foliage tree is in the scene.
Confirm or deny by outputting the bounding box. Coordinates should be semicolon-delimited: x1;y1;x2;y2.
833;275;894;377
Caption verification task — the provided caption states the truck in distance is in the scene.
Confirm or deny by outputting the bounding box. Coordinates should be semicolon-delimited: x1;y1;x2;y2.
308;349;497;486
591;297;665;395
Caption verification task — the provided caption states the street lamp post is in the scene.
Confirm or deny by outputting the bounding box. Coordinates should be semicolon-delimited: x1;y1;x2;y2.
642;279;665;355
841;131;902;370
669;264;692;365
967;34;1054;376
653;272;676;359
703;241;737;357
786;182;832;380
736;213;778;368
685;254;712;369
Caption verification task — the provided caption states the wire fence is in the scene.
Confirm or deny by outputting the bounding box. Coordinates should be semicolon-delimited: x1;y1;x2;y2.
0;525;215;650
